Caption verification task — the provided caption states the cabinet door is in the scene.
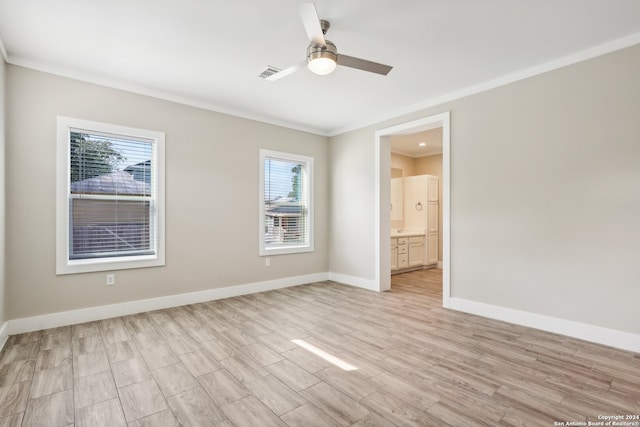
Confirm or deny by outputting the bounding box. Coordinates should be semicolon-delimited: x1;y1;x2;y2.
403;176;428;229
426;232;438;265
409;242;424;267
428;175;439;202
390;245;398;270
428;202;439;233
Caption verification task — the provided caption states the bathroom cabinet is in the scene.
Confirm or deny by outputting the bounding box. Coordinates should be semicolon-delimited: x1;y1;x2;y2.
408;236;424;268
390;238;397;270
390;235;424;272
403;174;439;266
397;237;409;269
390;174;439;274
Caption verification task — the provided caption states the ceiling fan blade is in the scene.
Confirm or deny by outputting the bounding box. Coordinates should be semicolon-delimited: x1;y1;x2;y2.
264;62;305;81
337;54;393;75
298;2;326;46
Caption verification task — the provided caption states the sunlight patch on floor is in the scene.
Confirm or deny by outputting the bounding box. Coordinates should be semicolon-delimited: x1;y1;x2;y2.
291;339;358;371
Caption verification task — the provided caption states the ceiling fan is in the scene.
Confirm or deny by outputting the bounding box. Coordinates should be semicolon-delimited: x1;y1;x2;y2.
264;2;393;81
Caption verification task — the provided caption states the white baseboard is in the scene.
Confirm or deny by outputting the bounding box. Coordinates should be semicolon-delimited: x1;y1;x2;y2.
8;272;329;335
9;273;636;354
0;321;9;353
328;272;379;292
448;297;640;353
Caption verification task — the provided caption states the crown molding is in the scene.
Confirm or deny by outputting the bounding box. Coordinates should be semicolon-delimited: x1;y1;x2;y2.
4;54;331;137
3;31;639;138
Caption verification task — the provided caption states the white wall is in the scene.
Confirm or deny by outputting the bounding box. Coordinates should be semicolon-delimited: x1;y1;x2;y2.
0;56;6;344
329;44;640;337
5;66;329;321
328;128;376;281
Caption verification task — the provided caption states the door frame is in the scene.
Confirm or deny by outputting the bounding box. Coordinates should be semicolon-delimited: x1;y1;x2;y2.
374;112;451;307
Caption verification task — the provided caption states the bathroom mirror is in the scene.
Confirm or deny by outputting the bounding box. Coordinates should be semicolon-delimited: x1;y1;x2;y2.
390;168;403;222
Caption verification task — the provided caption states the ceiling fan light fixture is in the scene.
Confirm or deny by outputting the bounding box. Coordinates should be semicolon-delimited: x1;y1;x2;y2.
307;41;337;75
308;56;336;75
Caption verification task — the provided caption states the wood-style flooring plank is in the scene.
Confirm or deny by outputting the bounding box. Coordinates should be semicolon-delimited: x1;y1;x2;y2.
221;395;286;427
280;402;342;427
0;382;30;417
118;379;168;423
0;268;637;426
152;363;199;397
127;408;180;427
300;381;370;426
73;370;117;409
166;386;227;426
242;374;307;416
75;398;126;427
0;412;24;427
0;359;34;387
22;389;74;427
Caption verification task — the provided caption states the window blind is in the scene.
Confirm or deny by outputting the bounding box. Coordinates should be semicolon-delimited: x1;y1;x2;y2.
69;130;156;260
263;155;309;250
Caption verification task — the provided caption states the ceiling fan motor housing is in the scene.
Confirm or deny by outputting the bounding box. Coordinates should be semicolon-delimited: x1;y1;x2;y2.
307;40;338;64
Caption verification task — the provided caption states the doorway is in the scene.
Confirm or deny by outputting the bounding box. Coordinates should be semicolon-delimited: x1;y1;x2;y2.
374;112;451;308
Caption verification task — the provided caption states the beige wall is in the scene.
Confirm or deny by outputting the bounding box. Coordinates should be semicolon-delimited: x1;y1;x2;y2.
0;58;5;328
414;155;442;179
330;44;640;334
6;66;329;319
4;42;640;341
390;152;416;177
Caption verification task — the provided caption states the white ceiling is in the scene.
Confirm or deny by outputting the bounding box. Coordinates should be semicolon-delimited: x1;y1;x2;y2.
1;1;639;136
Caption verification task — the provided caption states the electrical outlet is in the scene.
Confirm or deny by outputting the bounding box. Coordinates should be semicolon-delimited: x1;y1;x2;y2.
106;274;115;286
265;258;271;267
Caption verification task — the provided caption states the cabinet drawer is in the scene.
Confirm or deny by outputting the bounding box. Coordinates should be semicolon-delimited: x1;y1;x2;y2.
397;244;408;254
409;236;424;244
398;254;408;268
398;237;408;245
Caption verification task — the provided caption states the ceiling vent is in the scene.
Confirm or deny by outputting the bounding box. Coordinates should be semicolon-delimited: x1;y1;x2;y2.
258;66;282;79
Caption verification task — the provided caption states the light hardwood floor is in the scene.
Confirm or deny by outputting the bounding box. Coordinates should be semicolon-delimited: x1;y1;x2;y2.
0;269;638;426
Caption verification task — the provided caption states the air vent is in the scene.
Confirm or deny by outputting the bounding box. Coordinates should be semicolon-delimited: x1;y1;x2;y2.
258;66;281;79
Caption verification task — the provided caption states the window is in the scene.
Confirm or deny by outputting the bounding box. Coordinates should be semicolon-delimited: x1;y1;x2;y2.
56;117;165;274
259;150;313;256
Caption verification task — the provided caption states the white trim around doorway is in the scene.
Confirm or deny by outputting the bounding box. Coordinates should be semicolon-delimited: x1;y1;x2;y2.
374;112;451;307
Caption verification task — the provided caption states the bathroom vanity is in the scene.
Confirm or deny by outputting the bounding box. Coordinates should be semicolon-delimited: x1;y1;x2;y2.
390;174;439;274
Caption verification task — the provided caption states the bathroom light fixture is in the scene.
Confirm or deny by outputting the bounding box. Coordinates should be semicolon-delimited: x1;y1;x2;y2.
418;142;427;147
307;41;337;75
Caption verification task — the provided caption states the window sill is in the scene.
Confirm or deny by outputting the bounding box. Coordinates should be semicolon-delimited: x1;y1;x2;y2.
56;254;165;275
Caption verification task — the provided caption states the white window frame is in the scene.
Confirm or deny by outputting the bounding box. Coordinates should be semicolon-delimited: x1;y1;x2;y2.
259;149;314;256
56;116;165;274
